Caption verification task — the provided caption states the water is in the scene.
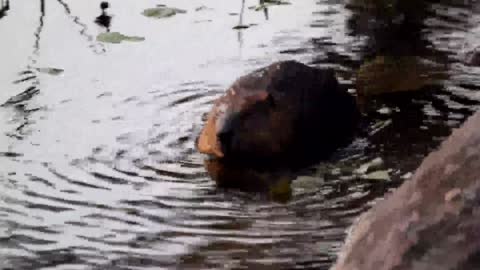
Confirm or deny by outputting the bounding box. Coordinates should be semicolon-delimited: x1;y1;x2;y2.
1;0;480;269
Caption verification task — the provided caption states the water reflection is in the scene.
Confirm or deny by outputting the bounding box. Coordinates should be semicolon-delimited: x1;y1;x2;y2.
260;0;269;20
236;0;246;50
95;1;112;32
34;0;45;55
1;0;44;138
56;0;105;53
205;159;294;202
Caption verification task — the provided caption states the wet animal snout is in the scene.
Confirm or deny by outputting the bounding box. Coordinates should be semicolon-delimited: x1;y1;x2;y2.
217;129;234;156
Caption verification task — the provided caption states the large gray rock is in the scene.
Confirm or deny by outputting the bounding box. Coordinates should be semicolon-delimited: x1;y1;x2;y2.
332;110;480;270
197;60;359;163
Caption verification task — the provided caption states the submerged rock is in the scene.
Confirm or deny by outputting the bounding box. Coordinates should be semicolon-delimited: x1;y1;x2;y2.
197;60;359;164
333;110;480;270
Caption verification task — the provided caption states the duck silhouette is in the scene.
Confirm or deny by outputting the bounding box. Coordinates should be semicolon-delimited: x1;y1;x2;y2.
95;1;111;32
0;0;10;20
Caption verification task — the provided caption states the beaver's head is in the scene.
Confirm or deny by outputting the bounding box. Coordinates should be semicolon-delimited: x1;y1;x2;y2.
196;60;359;163
197;85;293;159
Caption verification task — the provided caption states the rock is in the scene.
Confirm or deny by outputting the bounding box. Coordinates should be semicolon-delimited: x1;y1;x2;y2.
197;61;359;163
332;110;480;270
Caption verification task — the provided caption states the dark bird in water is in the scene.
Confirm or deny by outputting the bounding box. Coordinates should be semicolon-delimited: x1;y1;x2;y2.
95;1;111;31
100;1;109;10
0;0;10;20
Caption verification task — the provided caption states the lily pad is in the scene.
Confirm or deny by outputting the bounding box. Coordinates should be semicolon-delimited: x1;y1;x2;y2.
142;6;186;19
97;32;145;44
36;67;64;75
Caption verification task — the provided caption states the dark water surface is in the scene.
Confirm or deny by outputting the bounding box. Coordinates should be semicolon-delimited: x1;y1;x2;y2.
1;0;480;269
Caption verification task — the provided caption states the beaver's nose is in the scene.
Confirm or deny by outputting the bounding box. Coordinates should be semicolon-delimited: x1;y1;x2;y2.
217;129;234;156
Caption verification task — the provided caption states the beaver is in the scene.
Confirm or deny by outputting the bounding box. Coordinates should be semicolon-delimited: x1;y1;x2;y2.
197;60;359;165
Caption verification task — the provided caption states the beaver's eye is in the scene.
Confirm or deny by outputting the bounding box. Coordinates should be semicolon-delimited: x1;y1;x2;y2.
266;94;276;108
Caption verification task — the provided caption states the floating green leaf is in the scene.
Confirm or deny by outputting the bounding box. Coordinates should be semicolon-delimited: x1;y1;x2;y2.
195;5;212;11
142;6;186;19
36;67;64;75
96;32;145;44
232;24;257;30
